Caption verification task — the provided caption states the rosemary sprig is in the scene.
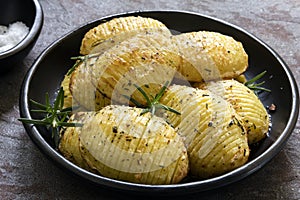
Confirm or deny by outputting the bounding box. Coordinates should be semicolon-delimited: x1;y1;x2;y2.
18;88;82;148
67;54;100;75
67;56;86;75
245;70;271;93
124;81;181;116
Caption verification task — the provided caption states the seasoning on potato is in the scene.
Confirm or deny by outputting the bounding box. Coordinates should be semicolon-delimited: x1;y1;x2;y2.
196;79;270;144
80;16;171;55
21;15;271;184
70;32;180;110
160;84;250;178
173;31;248;82
67;105;189;184
59;112;95;171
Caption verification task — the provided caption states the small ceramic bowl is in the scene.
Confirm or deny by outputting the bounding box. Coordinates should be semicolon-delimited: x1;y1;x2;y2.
0;0;43;73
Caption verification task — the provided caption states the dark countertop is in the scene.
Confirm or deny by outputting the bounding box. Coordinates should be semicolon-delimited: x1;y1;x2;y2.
0;0;299;199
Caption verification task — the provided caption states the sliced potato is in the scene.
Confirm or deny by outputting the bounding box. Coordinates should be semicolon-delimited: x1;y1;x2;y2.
79;105;189;184
60;73;74;109
60;72;98;111
59;112;95;171
59;16;264;182
69;57;111;111
160;84;249;178
173;31;248;82
197;79;270;144
80;16;170;55
66;16;171;110
71;33;180;107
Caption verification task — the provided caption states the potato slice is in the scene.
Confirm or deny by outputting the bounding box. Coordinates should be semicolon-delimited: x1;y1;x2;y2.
80;16;170;55
71;32;180;108
59;112;95;171
197;79;270;144
60;72;99;111
60;73;74;109
69;57;111;111
173;31;248;82
160;85;249;178
78;105;189;184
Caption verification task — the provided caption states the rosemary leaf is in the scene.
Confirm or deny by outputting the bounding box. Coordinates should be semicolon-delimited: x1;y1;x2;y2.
245;70;271;93
18;87;81;149
131;81;180;116
123;95;144;107
248;86;271;92
154;81;169;101
18;118;51;126
29;99;48;109
67;54;101;76
134;83;152;106
140;108;150;116
245;71;267;85
45;92;50;108
158;104;181;115
70;56;85;60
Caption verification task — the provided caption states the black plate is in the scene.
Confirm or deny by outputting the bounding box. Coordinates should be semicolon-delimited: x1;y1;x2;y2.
19;11;299;195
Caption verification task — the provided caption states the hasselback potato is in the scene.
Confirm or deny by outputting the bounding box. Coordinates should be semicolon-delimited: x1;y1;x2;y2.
160;84;249;178
64;16;173;111
69;54;111;111
173;31;248;82
59;112;95;171
80;16;170;55
75;105;189;184
197;79;270;144
70;33;180;109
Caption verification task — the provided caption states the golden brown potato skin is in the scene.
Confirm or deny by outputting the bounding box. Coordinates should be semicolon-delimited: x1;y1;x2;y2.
71;33;181;108
77;105;189;184
60;73;73;109
173;31;248;82
69;57;111;111
160;84;249;178
59;112;96;172
197;79;270;144
80;16;170;55
59;16;268;183
66;16;172;111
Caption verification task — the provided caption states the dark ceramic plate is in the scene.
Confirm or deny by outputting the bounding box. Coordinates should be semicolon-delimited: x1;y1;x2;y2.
19;11;299;195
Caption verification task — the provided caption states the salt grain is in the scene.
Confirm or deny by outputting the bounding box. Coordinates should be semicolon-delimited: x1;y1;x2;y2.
0;21;29;53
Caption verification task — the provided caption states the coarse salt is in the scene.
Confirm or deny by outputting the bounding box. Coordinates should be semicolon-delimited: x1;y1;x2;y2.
0;21;29;53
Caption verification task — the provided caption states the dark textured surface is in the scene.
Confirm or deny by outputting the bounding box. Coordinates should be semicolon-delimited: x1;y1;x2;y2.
0;0;299;199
